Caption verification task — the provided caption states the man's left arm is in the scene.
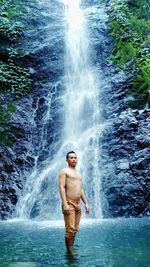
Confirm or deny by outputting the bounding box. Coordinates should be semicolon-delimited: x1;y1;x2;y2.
81;188;90;214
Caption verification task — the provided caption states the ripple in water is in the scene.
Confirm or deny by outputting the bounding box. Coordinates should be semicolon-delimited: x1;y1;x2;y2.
0;218;150;267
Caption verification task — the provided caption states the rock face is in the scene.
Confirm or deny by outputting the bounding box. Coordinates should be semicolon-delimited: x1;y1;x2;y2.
0;125;34;219
97;12;150;216
101;109;150;217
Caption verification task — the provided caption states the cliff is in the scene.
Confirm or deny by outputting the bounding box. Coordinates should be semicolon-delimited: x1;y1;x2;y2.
100;0;150;217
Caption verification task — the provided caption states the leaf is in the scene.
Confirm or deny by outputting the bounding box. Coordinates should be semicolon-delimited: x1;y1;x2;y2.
7;103;16;112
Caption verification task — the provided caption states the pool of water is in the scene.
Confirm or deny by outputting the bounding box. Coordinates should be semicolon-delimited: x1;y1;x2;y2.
0;217;150;267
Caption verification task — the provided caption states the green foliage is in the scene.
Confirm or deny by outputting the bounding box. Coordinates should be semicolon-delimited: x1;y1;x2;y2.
128;0;150;20
0;103;16;146
111;41;138;66
108;0;150;108
0;0;24;42
0;17;24;42
129;16;150;38
0;60;32;96
0;1;32;97
0;0;33;146
130;58;150;106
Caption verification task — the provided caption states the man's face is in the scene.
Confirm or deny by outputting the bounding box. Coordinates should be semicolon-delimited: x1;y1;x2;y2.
67;153;78;167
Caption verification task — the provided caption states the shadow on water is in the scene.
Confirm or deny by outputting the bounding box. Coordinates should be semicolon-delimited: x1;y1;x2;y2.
65;251;80;267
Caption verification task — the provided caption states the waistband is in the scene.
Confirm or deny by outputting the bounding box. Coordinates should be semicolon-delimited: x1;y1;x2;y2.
66;198;80;204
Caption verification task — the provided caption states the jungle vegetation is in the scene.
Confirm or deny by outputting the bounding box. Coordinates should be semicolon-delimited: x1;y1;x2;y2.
0;0;32;145
108;0;150;108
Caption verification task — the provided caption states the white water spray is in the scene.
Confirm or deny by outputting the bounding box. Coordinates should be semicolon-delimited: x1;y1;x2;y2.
16;0;105;219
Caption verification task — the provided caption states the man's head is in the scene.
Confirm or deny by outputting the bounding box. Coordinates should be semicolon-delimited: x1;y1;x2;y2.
66;151;78;168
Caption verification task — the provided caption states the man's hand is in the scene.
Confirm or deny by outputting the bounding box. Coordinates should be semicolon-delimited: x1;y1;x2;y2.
85;203;90;214
63;203;70;215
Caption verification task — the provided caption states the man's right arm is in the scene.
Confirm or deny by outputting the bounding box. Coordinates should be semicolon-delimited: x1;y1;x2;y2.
59;170;69;214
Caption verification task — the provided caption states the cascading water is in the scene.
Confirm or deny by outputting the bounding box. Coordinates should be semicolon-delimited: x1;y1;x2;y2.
16;0;106;220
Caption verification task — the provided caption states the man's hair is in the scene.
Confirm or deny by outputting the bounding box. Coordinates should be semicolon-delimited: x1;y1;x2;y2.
66;151;76;160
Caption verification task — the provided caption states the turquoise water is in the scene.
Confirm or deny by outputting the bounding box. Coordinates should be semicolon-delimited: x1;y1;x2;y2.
0;218;150;267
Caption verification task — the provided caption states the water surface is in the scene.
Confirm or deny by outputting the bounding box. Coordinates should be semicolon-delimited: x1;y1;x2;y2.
0;217;150;267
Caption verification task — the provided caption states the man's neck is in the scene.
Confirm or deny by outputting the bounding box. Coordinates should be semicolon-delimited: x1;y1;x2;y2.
68;166;76;170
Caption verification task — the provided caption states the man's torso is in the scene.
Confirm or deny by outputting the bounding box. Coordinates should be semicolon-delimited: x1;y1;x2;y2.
64;168;82;200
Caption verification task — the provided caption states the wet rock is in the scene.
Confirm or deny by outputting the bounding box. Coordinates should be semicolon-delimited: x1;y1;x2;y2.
115;159;130;170
101;79;150;217
4;164;15;173
98;17;150;217
136;136;150;149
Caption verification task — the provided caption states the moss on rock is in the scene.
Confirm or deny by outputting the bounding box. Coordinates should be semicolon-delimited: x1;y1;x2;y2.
0;0;33;146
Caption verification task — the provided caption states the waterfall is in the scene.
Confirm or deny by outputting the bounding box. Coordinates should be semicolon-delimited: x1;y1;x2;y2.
16;0;106;220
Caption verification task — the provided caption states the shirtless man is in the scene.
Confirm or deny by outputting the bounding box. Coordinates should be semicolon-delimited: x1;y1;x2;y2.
59;151;90;254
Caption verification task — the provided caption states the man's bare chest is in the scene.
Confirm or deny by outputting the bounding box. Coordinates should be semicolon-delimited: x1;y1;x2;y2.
66;175;82;186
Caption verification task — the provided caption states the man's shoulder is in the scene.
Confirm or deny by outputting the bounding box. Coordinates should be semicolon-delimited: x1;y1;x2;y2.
59;168;68;175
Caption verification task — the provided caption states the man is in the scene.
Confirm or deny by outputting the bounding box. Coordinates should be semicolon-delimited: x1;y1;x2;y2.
59;151;90;255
